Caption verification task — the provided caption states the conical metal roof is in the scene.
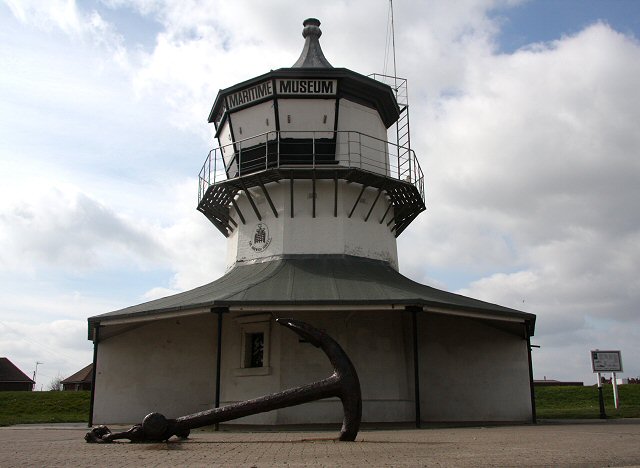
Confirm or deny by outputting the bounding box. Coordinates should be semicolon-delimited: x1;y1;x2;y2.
88;255;535;337
292;18;333;68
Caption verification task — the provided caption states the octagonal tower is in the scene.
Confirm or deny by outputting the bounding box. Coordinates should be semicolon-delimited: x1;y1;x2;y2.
88;18;537;429
197;18;425;270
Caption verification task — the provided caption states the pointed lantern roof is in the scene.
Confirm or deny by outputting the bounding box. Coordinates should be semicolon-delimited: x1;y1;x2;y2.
292;18;333;68
208;18;399;127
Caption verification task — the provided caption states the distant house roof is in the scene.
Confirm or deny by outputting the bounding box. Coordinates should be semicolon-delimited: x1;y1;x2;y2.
88;255;536;337
61;364;93;385
0;358;35;384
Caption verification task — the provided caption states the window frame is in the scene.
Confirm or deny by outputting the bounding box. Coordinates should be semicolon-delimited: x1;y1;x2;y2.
234;313;272;377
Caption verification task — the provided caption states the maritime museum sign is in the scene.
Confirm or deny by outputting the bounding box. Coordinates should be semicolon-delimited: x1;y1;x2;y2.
226;79;337;110
226;81;274;110
276;79;336;95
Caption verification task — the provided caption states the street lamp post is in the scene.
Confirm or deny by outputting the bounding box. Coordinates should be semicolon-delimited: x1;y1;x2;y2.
32;361;43;391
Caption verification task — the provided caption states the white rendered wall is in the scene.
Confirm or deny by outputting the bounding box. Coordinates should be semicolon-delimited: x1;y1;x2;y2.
218;119;234;165
93;314;217;424
229;100;277;146
418;314;532;422
218;309;414;424
336;99;388;176
277;98;336;139
92;310;532;425
226;179;398;269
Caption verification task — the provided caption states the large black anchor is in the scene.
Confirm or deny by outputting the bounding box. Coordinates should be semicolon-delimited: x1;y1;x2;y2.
85;318;362;443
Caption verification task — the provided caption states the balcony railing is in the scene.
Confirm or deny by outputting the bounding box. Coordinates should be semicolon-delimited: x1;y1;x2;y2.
198;130;424;206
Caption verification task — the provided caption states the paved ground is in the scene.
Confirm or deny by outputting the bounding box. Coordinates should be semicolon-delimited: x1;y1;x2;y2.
1;420;640;467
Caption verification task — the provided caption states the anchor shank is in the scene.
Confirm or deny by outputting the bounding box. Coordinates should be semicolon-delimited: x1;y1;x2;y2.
173;375;341;431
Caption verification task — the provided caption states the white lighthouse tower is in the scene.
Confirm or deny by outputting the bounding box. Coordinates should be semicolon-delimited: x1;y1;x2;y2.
88;19;536;428
198;18;424;271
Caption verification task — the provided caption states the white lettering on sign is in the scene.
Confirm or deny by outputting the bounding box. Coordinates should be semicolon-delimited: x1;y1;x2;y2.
226;81;274;110
277;79;336;95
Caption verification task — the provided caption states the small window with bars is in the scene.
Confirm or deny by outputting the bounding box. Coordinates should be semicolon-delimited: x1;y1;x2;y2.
235;314;271;376
244;332;264;368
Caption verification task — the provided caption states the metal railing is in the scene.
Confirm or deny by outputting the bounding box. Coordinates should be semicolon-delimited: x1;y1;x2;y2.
369;74;408;108
198;130;424;206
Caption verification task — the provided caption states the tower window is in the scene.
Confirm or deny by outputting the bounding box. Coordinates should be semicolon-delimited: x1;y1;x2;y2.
234;314;271;376
244;332;264;368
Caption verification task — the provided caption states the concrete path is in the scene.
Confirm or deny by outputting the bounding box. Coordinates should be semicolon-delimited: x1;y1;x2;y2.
1;420;639;467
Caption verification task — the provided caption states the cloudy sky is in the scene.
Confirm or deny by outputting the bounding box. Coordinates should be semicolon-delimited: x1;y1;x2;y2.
1;0;638;390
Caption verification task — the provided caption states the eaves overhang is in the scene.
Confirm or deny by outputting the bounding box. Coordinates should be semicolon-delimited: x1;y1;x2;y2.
87;255;536;340
208;68;401;129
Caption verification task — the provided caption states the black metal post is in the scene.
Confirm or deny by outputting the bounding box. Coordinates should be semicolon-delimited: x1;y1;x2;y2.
88;324;100;427
409;306;421;428
214;308;224;430
525;327;537;424
597;373;607;419
290;171;294;218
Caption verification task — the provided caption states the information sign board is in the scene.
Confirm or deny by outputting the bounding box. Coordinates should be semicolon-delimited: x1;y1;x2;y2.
591;350;623;372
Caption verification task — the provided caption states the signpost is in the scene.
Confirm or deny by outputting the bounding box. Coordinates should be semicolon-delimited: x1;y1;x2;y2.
590;350;623;416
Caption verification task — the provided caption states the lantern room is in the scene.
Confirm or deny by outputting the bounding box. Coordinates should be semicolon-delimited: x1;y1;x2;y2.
208;18;401;178
197;18;425;269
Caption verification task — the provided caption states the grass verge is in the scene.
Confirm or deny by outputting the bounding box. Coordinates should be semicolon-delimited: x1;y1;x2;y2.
0;391;90;426
535;384;640;419
0;385;639;426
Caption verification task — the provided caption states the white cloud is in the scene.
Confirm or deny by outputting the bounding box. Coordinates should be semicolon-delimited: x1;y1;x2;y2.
419;24;640;382
151;178;228;291
0;185;164;271
0;319;92;391
4;0;127;60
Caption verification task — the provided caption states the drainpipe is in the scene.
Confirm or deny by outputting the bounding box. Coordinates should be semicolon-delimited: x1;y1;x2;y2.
213;307;226;430
88;323;100;427
407;306;422;428
525;324;537;424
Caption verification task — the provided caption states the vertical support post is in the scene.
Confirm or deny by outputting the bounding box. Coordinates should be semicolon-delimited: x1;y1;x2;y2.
612;372;619;409
214;308;224;431
312;172;316;218
397;135;401;180
408;306;421;428
525;326;537;424
597;372;607;419
265;132;268;170
88;324;100;427
312;133;316;167
334;172;338;217
277;131;281;168
290;171;294;218
408;143;412;183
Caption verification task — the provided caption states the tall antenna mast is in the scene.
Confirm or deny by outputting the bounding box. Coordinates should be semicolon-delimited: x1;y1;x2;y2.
390;0;398;81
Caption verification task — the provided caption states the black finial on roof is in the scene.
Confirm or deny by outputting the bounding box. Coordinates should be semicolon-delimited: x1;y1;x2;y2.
292;18;333;68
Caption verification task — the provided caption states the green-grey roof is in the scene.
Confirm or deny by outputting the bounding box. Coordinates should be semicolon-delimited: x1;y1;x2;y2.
88;255;535;336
